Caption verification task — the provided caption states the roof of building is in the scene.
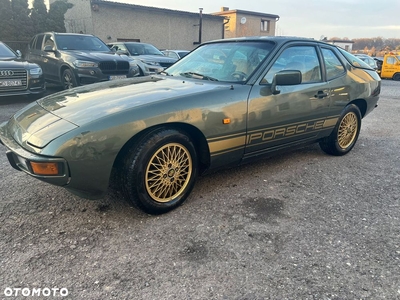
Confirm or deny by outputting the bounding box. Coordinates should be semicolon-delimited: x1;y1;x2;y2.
91;0;224;20
212;8;280;19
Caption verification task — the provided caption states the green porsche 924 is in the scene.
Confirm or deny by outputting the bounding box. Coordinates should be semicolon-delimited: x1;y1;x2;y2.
0;36;380;214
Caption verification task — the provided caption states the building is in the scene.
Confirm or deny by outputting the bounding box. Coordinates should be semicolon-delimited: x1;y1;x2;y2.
325;39;354;52
55;0;225;51
212;7;280;39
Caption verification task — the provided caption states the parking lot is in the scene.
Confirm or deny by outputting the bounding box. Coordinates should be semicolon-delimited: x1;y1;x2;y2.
0;80;399;299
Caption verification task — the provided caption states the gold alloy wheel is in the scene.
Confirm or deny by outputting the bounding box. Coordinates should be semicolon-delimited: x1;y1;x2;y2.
145;143;192;203
337;112;358;149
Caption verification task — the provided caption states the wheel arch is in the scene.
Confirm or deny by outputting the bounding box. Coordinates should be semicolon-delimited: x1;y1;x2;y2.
59;65;73;82
349;99;367;118
113;123;210;175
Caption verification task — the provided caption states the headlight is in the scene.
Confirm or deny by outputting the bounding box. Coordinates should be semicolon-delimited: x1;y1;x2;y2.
29;67;43;75
73;60;98;68
140;59;161;66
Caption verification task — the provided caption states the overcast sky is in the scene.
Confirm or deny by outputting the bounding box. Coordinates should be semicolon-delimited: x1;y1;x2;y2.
119;0;400;39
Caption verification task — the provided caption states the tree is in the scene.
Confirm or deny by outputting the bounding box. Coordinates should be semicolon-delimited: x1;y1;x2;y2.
47;0;73;33
31;0;48;33
0;0;15;40
11;0;34;40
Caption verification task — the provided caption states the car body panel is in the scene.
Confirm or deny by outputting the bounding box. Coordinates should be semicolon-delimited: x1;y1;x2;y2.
0;36;380;201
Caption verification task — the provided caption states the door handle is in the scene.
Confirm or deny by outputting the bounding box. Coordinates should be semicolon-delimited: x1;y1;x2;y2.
314;91;329;99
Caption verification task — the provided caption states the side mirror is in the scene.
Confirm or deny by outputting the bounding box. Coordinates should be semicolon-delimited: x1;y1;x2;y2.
271;70;302;95
16;50;22;58
117;50;129;56
44;45;55;52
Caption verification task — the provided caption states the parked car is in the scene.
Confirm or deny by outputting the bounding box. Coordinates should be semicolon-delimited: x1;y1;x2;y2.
354;54;378;71
25;32;139;90
0;41;45;97
108;42;177;76
162;50;190;60
0;36;380;215
378;53;400;80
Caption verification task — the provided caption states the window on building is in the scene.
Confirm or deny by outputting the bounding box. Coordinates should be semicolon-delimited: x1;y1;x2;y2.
261;20;270;32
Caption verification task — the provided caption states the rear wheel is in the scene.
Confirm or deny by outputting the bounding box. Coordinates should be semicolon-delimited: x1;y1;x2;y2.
122;128;198;214
393;73;400;81
62;69;77;89
319;104;361;156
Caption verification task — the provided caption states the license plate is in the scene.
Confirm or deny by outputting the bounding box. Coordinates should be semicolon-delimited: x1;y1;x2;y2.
109;75;127;81
0;80;22;87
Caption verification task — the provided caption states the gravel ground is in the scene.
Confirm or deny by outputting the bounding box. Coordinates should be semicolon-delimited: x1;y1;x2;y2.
0;80;399;300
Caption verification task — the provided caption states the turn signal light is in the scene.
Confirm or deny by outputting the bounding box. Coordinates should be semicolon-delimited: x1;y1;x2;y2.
30;162;59;175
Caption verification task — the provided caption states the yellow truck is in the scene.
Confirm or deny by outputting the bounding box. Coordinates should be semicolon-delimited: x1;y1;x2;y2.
379;53;400;80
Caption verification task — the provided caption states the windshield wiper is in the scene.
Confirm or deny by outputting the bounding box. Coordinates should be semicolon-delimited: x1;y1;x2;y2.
180;72;219;81
160;71;171;76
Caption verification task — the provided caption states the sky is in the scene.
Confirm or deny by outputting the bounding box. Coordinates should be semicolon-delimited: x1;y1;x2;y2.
117;0;400;39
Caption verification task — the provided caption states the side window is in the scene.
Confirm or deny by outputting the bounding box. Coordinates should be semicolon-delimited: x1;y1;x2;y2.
386;57;395;65
43;34;55;50
34;34;44;50
29;36;37;50
321;48;345;80
262;45;321;84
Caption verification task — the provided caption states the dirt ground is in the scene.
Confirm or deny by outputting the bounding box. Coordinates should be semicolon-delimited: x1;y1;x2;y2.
0;81;399;299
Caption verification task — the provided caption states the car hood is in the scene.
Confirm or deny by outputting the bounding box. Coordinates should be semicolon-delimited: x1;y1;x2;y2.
62;50;130;61
134;54;176;63
36;76;228;126
0;58;33;68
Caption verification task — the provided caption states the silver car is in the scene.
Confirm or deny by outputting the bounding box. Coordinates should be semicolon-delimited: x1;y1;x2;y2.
108;42;177;76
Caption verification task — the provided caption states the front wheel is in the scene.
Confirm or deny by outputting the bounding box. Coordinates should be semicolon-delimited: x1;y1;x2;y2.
61;69;77;89
393;73;400;81
319;104;361;156
122;128;198;214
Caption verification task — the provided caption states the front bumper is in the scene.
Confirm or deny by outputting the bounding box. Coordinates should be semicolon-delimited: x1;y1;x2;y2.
0;74;45;97
73;65;140;85
0;122;70;187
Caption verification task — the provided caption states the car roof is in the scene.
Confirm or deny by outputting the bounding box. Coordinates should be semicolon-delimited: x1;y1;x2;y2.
201;36;332;48
41;32;96;38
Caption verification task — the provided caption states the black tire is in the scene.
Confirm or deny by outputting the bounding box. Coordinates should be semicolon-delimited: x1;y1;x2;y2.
61;69;77;89
319;104;361;156
393;73;400;81
122;128;198;214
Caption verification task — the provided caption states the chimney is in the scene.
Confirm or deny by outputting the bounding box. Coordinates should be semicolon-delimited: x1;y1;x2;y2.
221;7;229;11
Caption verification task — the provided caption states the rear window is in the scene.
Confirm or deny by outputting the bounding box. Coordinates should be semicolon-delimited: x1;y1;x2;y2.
338;48;373;69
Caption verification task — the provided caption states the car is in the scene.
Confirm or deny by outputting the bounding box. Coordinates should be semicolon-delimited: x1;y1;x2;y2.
0;41;45;97
0;36;380;215
25;32;139;90
162;50;190;60
108;42;177;76
354;54;378;71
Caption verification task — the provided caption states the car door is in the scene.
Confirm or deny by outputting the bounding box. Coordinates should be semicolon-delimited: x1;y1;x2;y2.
41;33;60;82
245;44;333;154
319;47;353;119
26;34;44;66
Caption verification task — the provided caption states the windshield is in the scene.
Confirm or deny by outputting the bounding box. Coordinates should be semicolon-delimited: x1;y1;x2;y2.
165;41;275;83
0;42;17;59
55;35;111;51
126;43;164;56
